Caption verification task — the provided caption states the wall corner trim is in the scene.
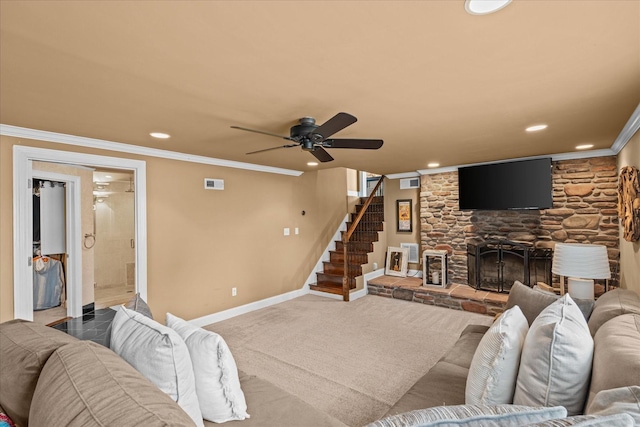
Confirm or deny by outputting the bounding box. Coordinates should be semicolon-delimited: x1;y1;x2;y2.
0;124;304;177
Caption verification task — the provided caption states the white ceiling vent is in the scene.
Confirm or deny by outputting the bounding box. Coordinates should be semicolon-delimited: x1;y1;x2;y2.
204;178;224;190
401;243;420;263
400;177;420;189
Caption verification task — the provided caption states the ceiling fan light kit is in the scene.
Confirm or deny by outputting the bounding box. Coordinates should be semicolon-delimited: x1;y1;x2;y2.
231;112;383;163
465;0;512;15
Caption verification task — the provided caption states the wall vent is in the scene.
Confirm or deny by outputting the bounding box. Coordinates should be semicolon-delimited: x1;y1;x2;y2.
204;178;224;190
399;177;420;189
401;243;420;263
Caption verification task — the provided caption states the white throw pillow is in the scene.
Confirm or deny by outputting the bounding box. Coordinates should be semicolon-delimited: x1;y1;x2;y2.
110;307;204;427
166;313;250;423
368;404;567;427
466;305;529;405
513;294;594;415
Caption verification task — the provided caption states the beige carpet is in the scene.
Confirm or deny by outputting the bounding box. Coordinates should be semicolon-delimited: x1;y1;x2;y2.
205;294;493;427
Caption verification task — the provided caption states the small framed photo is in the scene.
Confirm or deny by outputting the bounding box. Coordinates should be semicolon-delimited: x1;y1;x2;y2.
396;199;413;232
385;246;409;277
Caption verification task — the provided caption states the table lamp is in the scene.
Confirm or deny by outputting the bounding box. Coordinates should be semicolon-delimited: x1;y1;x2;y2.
552;243;611;300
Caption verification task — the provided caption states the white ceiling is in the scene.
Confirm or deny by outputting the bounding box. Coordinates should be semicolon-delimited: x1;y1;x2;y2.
1;1;638;176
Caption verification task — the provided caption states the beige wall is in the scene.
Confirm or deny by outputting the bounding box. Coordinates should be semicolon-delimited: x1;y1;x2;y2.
618;132;640;294
1;135;349;322
383;177;420;271
32;161;95;306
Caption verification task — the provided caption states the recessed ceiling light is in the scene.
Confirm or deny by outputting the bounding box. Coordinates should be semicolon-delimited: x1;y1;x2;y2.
465;0;512;15
427;163;440;168
150;132;170;139
307;162;319;166
576;144;594;150
526;124;548;132
105;175;112;179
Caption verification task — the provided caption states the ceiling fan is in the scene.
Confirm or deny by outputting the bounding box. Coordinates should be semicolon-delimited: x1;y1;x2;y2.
230;112;383;163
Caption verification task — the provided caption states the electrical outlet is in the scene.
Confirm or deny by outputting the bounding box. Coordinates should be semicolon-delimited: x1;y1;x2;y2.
284;228;290;236
295;227;299;235
232;287;237;297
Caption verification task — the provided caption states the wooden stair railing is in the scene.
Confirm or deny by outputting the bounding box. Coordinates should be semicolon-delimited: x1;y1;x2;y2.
341;176;385;301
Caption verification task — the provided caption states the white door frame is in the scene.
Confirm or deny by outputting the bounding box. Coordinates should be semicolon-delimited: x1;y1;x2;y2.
32;171;82;318
13;146;147;320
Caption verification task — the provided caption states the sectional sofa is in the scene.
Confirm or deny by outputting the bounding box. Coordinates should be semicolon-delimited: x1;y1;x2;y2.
0;284;638;426
374;283;640;426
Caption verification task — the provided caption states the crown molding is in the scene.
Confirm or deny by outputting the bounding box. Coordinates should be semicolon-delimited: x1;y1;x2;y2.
611;102;640;154
416;149;616;176
0;124;304;177
386;171;421;180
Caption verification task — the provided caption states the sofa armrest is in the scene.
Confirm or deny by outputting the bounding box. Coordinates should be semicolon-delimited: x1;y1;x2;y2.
0;319;78;427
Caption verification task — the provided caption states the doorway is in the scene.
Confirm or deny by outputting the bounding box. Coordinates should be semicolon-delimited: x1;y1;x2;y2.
92;168;136;309
30;171;81;325
13;146;147;321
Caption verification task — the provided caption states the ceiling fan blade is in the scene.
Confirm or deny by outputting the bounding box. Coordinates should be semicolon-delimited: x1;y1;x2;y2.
246;144;298;155
310;147;334;163
312;112;357;141
323;139;384;150
231;125;294;141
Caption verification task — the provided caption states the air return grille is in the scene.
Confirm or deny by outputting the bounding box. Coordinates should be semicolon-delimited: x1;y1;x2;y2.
401;243;420;263
204;178;224;190
399;178;420;189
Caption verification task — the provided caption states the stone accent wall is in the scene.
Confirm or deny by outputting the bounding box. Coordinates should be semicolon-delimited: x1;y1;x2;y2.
368;282;507;317
420;156;619;288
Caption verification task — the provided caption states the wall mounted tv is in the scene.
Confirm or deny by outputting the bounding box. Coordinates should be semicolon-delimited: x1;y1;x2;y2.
458;158;553;210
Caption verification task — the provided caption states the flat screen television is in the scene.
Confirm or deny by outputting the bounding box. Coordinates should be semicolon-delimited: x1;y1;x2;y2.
458;158;553;210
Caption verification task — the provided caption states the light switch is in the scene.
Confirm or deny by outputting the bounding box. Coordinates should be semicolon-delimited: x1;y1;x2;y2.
284;228;290;236
295;227;299;235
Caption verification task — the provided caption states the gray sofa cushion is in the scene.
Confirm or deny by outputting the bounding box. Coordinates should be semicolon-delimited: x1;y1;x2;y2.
385;325;489;416
206;370;346;426
587;288;640;336
30;340;195;426
440;324;490;368
0;319;78;427
506;281;594;325
588;314;640;408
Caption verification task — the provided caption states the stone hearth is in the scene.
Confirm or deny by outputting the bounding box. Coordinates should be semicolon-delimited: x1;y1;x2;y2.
367;275;507;316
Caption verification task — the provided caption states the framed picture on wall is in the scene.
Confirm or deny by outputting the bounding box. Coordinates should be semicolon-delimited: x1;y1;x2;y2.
397;199;412;232
385;246;409;277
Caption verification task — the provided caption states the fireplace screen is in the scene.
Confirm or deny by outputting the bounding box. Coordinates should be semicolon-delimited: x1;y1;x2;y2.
467;240;552;293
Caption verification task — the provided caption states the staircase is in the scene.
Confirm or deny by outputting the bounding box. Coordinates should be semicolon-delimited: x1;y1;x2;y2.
310;196;384;297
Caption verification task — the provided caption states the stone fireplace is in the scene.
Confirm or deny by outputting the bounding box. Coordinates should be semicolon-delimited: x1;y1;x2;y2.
420;156;619;291
467;239;553;293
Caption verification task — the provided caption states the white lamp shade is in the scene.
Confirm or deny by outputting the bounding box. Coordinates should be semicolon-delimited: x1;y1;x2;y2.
552;243;611;279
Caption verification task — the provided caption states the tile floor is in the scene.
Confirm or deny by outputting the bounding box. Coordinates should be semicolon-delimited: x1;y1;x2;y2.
51;307;116;347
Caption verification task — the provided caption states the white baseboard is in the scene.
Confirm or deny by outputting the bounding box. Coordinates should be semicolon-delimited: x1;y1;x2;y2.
189;287;309;327
192;215;379;326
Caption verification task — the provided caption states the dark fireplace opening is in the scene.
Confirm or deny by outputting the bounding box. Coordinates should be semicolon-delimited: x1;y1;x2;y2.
467;240;552;293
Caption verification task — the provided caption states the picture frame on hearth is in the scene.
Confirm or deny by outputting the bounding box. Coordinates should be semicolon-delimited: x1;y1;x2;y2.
396;199;413;232
385;246;409;277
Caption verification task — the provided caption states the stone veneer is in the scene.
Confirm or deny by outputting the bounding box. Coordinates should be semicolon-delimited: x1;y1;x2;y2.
367;276;507;316
420;156;620;288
